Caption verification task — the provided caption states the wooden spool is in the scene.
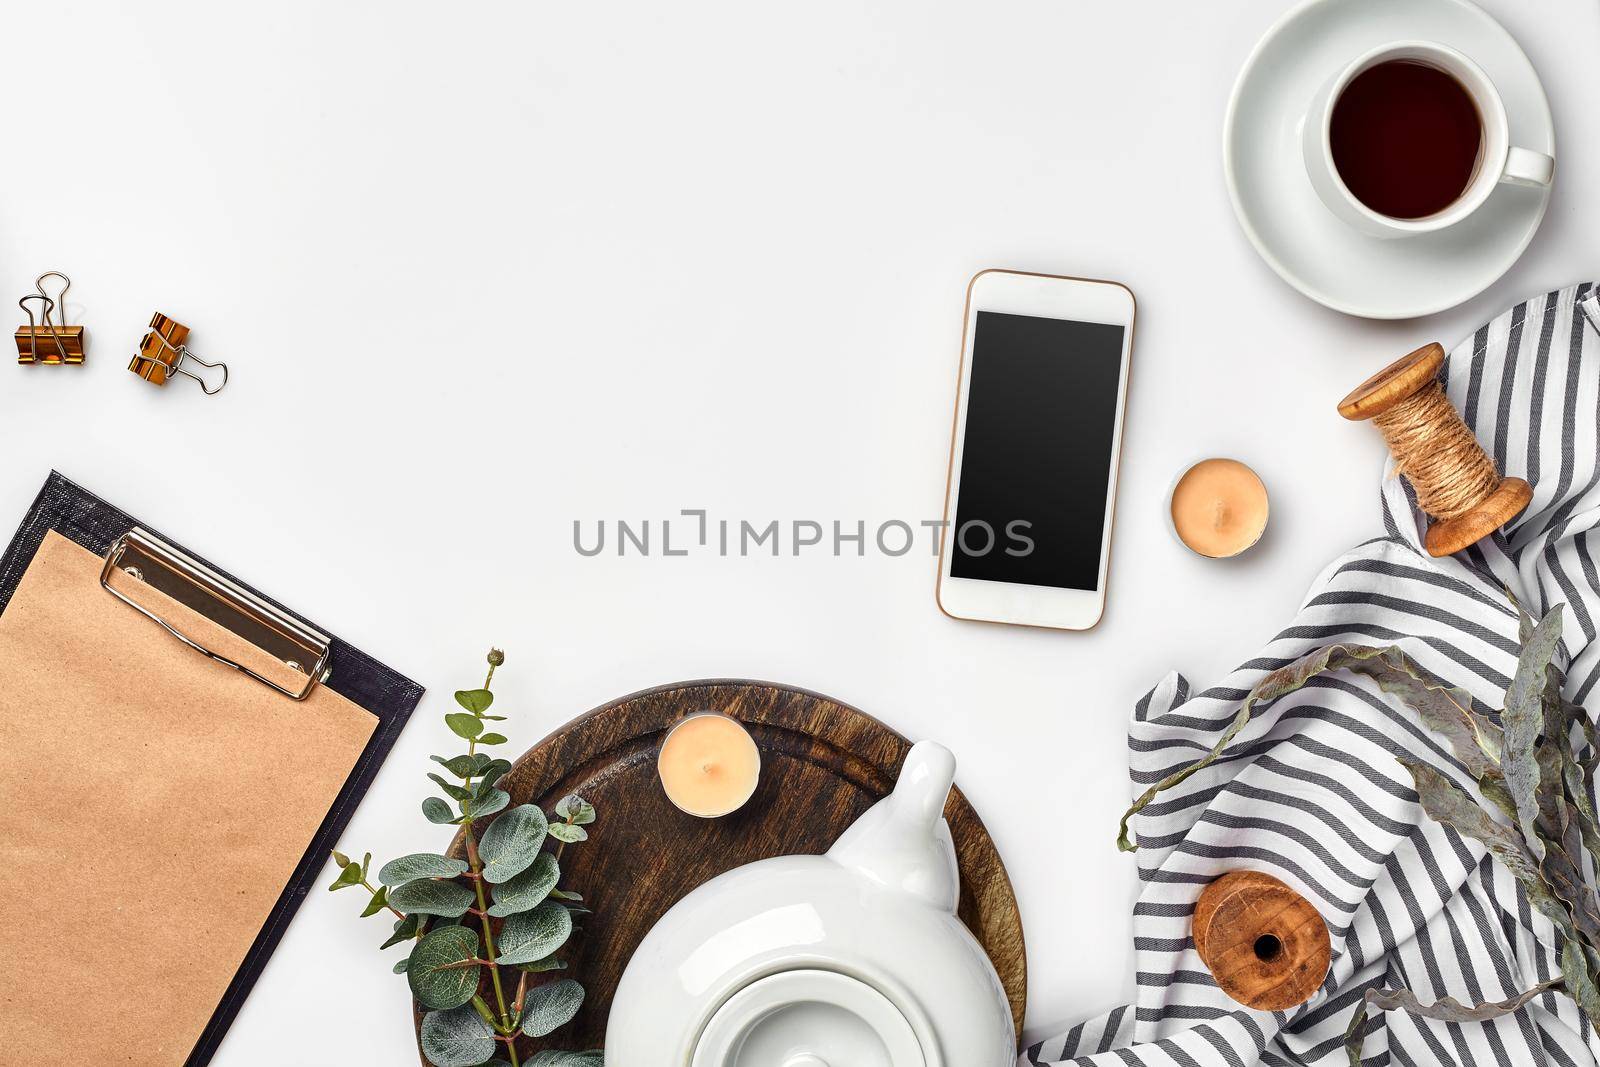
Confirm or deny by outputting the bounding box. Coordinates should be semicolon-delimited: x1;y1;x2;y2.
1338;342;1532;557
1193;870;1330;1011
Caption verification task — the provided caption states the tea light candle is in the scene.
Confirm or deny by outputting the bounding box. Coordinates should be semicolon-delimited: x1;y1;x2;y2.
1169;458;1270;558
657;712;761;818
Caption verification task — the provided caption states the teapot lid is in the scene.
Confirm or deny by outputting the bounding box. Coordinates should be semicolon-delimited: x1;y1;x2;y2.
690;970;927;1067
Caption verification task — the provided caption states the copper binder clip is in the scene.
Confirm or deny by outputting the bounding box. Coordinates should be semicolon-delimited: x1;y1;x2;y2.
15;273;85;365
130;313;228;394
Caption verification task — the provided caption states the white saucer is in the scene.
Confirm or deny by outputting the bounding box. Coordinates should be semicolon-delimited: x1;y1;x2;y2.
1223;0;1553;320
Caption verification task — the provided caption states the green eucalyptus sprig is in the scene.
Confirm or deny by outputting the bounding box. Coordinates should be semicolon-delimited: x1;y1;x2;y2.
1116;598;1600;1064
329;649;602;1067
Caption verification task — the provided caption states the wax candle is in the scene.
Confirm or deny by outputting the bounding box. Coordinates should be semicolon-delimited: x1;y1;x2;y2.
1169;458;1269;558
657;712;761;818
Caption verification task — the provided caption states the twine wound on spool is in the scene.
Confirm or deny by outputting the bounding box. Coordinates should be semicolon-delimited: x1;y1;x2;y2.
1338;343;1532;557
1193;870;1331;1012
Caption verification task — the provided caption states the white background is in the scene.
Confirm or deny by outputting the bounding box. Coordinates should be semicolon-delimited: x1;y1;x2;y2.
3;1;1597;1061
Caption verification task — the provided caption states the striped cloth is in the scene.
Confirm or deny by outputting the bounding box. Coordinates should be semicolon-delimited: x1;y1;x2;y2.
1025;284;1600;1067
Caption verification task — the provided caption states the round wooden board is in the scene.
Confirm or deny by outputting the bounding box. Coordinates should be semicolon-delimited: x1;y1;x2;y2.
417;679;1027;1058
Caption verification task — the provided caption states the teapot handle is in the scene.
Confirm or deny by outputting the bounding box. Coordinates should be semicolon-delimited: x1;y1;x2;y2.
893;741;956;825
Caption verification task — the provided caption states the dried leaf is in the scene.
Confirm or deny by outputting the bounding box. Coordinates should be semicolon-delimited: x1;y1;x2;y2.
1400;761;1573;937
1347;652;1501;776
1118;645;1399;852
1503;608;1563;860
1561;939;1600;1025
1345;977;1564;1062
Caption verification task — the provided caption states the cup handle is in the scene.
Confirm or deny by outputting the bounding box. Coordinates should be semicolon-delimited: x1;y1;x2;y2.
1503;146;1554;188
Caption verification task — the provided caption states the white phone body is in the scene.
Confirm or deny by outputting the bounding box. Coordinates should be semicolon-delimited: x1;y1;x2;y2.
936;269;1136;631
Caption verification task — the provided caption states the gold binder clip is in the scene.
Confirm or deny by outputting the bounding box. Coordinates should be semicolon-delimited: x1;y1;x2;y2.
15;272;85;365
130;313;228;394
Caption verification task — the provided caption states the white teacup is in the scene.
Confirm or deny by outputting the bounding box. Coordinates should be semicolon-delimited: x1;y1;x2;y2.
1302;41;1553;239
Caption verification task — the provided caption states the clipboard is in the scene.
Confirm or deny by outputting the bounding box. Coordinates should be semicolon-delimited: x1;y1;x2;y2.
0;471;422;1067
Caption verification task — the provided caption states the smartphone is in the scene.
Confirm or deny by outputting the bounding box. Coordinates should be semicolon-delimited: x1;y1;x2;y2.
936;269;1136;631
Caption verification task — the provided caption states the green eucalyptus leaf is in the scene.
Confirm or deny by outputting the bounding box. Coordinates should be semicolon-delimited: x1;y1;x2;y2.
477;732;508;746
455;689;494;714
527;1052;603;1067
389;878;475;918
520;979;585;1038
331;849;351;867
362;852;371;878
549;888;583;902
392;954;410;974
428;773;474;802
419;1004;496;1067
479;805;549;883
547;822;588;844
555;795;596;825
446;713;484;740
361;885;390;917
431;754;480;778
1503;607;1563;860
515;954;569;973
407;926;482;1011
378;853;469;887
479;758;512;784
1117;644;1401;851
422;796;459;824
496;901;573;965
462;788;510;822
380;913;419;949
1400;760;1573;936
489;852;560;917
328;859;363;891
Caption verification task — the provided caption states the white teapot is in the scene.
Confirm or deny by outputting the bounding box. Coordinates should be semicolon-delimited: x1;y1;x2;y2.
605;741;1016;1066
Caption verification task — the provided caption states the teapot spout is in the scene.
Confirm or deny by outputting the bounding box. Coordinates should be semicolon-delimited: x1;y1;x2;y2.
827;740;961;911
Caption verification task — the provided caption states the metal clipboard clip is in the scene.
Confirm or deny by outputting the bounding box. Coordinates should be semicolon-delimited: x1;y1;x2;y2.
100;528;331;700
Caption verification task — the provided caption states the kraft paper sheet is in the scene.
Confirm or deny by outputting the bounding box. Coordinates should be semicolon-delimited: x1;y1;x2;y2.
0;532;377;1065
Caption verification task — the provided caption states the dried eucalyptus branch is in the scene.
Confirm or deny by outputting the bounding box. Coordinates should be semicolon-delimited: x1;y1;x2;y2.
1115;600;1600;1064
327;649;603;1067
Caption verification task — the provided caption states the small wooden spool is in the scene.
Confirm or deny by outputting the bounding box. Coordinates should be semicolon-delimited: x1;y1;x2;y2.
1338;342;1532;557
1193;870;1330;1011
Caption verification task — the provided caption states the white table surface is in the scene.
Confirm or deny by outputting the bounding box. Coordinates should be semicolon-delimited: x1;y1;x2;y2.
5;1;1597;1061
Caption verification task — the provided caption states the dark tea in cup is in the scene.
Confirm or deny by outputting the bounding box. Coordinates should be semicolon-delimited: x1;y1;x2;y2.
1329;60;1482;219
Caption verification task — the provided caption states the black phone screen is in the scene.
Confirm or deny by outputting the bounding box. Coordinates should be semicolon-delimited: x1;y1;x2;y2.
950;310;1126;591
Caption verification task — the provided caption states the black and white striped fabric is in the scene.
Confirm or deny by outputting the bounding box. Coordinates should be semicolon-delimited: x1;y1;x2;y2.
1026;284;1600;1067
